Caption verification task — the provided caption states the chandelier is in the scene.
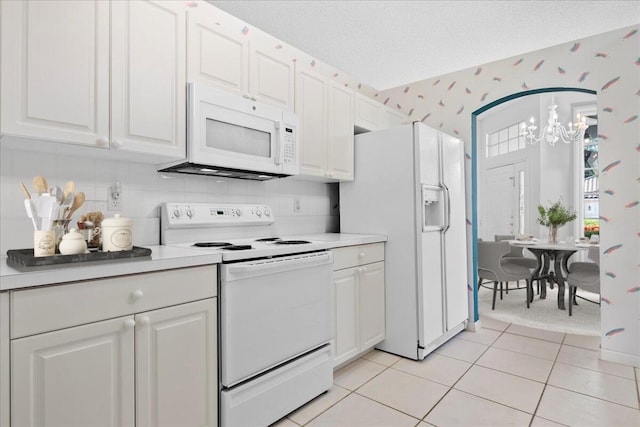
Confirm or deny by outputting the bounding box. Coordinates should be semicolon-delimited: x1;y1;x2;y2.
520;98;588;146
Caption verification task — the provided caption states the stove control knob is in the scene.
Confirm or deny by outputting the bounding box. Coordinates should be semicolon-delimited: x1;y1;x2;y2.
235;208;242;216
256;209;262;217
173;209;181;218
264;208;271;217
186;209;193;218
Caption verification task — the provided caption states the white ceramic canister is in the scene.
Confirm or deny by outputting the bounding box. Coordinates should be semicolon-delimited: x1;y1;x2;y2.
101;214;133;252
58;228;88;255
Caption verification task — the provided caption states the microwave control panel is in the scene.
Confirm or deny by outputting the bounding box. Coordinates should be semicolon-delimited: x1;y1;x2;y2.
282;126;296;164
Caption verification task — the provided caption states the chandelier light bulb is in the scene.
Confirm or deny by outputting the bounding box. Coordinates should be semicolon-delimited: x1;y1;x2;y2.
521;100;587;146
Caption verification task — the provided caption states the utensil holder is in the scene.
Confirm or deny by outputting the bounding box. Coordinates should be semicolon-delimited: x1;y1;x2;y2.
33;230;55;257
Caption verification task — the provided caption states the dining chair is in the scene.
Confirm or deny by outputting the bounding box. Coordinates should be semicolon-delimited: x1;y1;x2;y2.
494;234;539;293
567;246;600;316
477;241;533;309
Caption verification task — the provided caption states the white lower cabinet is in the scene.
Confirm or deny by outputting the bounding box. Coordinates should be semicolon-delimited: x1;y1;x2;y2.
12;316;136;427
136;300;216;427
6;266;218;427
332;244;385;367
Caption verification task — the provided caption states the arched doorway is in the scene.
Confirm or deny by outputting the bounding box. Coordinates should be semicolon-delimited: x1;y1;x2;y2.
470;87;597;327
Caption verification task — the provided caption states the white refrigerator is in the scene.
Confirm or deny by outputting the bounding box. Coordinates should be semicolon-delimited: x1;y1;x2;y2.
340;122;469;360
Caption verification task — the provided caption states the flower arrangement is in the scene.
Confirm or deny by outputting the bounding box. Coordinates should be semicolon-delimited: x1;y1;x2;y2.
537;200;577;243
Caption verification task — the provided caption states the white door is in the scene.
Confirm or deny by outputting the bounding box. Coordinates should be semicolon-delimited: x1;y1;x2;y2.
333;268;359;367
111;0;186;160
295;66;328;177
187;4;248;94
249;37;295;111
327;81;355;180
11;316;135;427
483;164;518;239
358;262;386;350
136;299;217;427
0;0;110;147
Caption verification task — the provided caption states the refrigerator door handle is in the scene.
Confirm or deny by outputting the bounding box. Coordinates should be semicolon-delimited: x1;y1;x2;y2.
442;184;451;233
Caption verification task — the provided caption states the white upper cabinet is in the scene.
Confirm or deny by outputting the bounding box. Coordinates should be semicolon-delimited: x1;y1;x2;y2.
111;0;187;160
384;106;407;129
295;66;354;181
354;92;383;133
327;81;354;180
0;0;110;148
249;37;295;111
296;66;329;178
187;3;294;111
187;4;248;94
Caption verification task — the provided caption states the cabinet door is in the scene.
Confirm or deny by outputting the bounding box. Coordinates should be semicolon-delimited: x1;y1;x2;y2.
249;38;295;111
136;299;217;427
327;81;354;181
333;268;359;367
0;0;109;148
111;0;187;160
11;316;135;427
295;66;328;178
354;92;383;132
384;106;407;129
358;262;386;350
187;4;248;94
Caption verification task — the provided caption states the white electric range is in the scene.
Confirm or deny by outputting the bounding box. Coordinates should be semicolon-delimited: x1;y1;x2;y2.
161;202;334;427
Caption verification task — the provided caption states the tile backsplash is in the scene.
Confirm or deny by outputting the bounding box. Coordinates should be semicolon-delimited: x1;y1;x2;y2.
0;147;339;253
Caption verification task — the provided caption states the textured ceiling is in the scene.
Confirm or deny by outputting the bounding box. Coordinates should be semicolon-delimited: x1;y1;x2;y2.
209;0;640;90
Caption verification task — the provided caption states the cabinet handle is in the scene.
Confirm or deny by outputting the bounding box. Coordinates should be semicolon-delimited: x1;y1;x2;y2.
362;266;367;272
139;316;151;326
359;252;365;258
131;290;144;301
124;319;136;329
357;267;364;273
96;137;109;147
112;139;124;149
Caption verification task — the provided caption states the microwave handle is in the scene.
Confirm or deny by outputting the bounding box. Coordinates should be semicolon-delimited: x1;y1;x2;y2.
274;121;282;165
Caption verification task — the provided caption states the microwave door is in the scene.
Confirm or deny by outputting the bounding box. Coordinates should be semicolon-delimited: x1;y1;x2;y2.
191;102;281;174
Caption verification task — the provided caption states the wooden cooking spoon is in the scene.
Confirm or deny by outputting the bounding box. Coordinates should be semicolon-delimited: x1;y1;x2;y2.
32;175;48;195
63;181;75;200
65;191;85;220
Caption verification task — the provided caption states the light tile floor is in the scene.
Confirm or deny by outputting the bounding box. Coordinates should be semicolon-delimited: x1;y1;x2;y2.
272;316;640;427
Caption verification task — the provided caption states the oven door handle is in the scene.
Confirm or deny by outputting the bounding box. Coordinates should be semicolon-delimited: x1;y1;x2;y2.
225;251;332;276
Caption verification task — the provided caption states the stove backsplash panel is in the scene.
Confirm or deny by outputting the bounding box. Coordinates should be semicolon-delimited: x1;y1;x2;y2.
0;148;339;253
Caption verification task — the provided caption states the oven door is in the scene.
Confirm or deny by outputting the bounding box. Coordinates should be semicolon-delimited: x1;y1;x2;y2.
189;83;284;174
220;251;333;387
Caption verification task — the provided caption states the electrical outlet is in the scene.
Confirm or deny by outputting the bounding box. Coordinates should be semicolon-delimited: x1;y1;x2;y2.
293;198;301;213
109;182;122;211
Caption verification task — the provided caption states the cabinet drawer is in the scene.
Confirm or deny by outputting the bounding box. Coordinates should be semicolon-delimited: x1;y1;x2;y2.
11;266;217;338
332;243;384;271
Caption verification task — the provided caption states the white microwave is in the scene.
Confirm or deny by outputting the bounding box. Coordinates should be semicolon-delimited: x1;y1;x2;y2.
159;83;299;180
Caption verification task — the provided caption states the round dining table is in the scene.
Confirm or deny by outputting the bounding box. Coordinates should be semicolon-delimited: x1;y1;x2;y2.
510;240;591;310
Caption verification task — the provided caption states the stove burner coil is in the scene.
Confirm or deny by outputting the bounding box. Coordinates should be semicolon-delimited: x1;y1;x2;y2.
274;240;311;245
254;237;281;242
221;245;253;251
192;242;232;247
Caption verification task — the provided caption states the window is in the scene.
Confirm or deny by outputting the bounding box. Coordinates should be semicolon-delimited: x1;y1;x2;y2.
583;122;599;237
486;123;526;158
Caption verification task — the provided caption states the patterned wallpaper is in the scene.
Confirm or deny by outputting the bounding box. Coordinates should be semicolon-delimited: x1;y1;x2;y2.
381;25;640;363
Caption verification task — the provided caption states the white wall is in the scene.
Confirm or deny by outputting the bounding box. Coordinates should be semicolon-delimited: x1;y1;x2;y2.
0;147;339;253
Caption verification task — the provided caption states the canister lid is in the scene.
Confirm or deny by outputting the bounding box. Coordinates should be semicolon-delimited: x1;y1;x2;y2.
62;228;85;240
102;214;133;227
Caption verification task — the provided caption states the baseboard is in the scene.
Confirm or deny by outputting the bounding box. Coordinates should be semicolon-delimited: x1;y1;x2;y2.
600;348;640;368
466;318;481;332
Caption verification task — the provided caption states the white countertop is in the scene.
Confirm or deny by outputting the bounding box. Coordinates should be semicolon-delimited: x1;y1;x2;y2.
0;233;386;291
0;245;222;291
